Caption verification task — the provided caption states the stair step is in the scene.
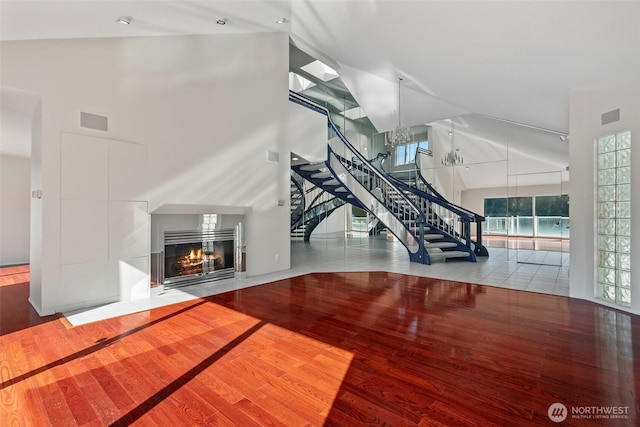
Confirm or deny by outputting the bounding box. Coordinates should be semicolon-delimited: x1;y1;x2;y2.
424;241;458;249
424;233;444;240
426;250;472;259
299;163;326;171
335;187;348;192
323;179;340;186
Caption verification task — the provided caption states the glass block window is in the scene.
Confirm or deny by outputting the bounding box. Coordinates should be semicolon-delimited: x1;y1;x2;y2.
597;130;631;307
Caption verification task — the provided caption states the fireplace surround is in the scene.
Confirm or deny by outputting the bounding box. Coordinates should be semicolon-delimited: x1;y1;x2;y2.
162;229;235;288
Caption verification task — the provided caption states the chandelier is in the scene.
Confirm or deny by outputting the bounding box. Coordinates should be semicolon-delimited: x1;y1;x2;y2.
441;150;463;166
385;77;412;147
442;120;463;166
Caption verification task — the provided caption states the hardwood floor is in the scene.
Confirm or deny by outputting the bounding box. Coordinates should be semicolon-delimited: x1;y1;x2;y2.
1;266;638;426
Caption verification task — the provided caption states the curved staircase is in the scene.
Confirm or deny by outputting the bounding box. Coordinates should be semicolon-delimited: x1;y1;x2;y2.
290;90;483;264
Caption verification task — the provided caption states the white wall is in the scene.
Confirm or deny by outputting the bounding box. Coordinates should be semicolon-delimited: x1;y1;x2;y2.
569;83;640;315
0;155;30;265
1;33;294;315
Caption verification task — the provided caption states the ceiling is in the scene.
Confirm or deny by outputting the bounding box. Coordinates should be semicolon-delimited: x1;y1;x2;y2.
290;1;640;135
2;1;638;186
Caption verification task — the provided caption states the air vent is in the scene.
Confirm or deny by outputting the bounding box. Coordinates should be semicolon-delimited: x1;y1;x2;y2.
267;150;279;163
601;108;620;126
80;112;108;132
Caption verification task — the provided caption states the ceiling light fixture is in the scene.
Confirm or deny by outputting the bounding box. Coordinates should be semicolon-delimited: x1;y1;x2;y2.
276;18;287;24
116;16;132;25
442;120;463;167
385;77;412;148
216;18;227;25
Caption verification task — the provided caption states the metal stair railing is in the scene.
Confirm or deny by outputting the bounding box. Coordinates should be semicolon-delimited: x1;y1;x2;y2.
302;185;344;225
377;145;487;255
413;147;488;255
414;147;448;200
290;172;306;229
290;90;485;262
290;91;429;263
303;196;344;225
292;170;347;237
344;154;477;252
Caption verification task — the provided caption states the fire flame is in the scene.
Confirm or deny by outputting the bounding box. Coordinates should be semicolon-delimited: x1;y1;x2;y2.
189;248;202;260
183;248;213;264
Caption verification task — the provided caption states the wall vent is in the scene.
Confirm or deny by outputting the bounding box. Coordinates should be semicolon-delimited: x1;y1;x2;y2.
80;112;109;132
601;108;620;126
267;150;279;163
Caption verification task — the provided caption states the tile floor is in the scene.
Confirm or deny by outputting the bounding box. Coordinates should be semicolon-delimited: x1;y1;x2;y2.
64;236;570;326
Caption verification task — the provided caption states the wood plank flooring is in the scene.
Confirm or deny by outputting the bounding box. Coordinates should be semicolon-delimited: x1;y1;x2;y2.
1;266;638;426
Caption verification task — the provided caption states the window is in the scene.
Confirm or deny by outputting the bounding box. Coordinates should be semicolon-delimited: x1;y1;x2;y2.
596;130;631;307
483;196;533;236
507;197;533;217
394;141;429;166
484;195;569;237
535;195;569;238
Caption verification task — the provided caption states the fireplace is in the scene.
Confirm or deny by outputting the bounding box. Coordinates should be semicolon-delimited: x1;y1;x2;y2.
162;229;235;288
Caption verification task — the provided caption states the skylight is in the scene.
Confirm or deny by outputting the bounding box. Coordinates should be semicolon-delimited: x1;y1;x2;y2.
341;106;367;120
289;72;316;91
300;60;338;82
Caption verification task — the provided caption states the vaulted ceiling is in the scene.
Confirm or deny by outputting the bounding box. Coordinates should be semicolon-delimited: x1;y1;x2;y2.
291;1;640;136
2;1;639;187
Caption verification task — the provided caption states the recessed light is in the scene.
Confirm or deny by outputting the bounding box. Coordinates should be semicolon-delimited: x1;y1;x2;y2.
292;156;299;161
116;16;132;25
216;18;227;25
276;18;287;24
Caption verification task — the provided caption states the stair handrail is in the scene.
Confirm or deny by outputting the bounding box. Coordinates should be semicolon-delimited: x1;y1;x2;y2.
290;90;428;260
342;157;476;249
289;91;422;218
413;147;485;218
392;178;476;221
343;150;479;223
412;147;488;254
303;197;344;224
414;147;448;201
290;171;306;229
290;90;487;260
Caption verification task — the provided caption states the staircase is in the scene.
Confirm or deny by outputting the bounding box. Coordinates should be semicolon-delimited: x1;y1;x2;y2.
383;148;489;257
290;172;305;238
290;90;482;264
291;173;346;241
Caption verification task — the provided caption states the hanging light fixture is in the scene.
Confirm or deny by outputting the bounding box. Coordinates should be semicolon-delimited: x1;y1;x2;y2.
442;120;463;166
385;77;412;147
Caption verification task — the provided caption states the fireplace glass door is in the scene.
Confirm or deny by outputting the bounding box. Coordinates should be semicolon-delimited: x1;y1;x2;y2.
163;229;235;288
